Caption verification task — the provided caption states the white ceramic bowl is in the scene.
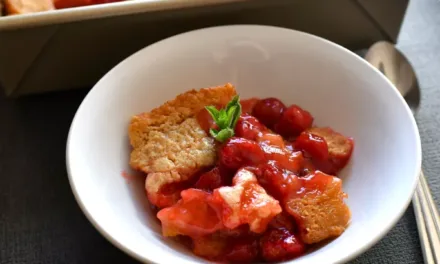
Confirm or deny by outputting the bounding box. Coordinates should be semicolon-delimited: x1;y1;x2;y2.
66;25;421;264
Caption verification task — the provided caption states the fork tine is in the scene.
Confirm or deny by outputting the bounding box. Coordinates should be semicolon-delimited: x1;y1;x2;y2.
414;185;435;264
420;172;440;234
416;172;440;263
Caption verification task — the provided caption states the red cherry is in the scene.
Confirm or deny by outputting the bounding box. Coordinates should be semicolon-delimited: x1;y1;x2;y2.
235;114;267;141
194;167;224;192
260;228;306;262
252;98;286;128
295;131;329;161
256;161;301;201
274;105;313;138
220;137;265;170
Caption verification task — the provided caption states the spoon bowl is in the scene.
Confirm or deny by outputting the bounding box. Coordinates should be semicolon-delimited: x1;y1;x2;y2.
365;41;421;113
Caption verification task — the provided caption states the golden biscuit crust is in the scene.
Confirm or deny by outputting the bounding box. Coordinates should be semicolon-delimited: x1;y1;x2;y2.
129;83;236;174
286;176;351;244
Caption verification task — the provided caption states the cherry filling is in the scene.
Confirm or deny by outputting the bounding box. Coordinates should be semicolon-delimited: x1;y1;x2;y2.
260;228;305;262
194;167;224;192
219;137;266;171
235;114;267;141
252;97;286;129
151;97;353;262
274;104;314;138
157;189;223;237
240;98;260;114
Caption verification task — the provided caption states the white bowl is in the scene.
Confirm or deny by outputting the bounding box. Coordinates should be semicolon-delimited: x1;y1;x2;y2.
66;25;421;264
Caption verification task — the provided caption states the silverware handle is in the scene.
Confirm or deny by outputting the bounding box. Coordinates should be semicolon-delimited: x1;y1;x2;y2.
413;171;440;263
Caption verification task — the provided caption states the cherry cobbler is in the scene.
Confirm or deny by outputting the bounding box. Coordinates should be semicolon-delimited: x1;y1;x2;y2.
128;83;353;262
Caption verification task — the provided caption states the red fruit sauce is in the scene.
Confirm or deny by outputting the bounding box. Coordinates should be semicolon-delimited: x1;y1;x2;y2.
152;97;354;262
54;0;123;9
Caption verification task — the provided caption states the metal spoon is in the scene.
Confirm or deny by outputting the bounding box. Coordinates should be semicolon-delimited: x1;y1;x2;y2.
365;41;440;264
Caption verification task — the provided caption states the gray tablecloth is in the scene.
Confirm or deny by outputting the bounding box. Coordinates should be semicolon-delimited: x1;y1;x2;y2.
1;0;439;263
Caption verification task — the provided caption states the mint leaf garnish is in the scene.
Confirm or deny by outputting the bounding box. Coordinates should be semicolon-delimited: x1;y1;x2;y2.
205;95;242;142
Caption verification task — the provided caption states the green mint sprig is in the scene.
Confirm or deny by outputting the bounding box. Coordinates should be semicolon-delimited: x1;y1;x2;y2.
205;95;242;142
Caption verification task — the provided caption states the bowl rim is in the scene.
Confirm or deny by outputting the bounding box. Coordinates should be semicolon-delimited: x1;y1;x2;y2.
66;24;422;264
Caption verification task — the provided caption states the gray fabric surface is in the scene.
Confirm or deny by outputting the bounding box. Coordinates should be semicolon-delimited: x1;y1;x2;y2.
0;0;439;263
